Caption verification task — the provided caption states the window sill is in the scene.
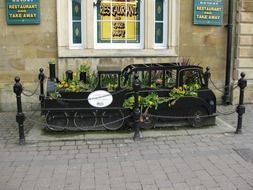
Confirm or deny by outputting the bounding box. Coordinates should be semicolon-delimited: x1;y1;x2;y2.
58;47;178;58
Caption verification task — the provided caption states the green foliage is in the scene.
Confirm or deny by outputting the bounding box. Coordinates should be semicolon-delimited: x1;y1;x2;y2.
48;59;56;65
79;64;90;72
49;91;61;99
101;74;118;91
123;96;135;109
123;83;201;110
87;72;98;90
56;71;98;93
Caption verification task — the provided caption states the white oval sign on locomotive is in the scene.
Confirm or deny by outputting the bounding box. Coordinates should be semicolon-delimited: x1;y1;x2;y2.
88;90;113;108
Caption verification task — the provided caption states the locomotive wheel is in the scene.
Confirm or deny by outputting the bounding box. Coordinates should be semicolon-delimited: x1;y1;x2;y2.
101;110;124;130
46;112;68;131
140;114;156;129
73;111;97;130
188;107;208;128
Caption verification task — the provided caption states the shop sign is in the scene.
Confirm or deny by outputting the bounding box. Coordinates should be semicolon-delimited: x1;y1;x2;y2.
99;0;138;42
193;0;224;26
6;0;40;25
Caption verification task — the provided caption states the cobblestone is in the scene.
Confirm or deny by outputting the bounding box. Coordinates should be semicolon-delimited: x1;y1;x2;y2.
0;104;253;189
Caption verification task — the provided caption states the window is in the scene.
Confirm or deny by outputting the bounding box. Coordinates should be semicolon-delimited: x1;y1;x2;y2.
154;0;167;48
70;0;84;47
180;69;202;86
95;0;144;49
58;0;179;57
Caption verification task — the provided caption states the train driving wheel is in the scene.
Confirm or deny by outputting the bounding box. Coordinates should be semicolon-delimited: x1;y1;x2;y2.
46;112;68;131
73;111;97;130
101;110;124;130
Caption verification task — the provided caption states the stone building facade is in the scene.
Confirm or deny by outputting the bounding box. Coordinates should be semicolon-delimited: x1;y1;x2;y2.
0;0;252;111
234;0;253;103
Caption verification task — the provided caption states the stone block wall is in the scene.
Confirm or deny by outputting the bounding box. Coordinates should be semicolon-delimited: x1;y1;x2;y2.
234;0;253;103
0;0;241;111
0;1;57;111
179;1;228;103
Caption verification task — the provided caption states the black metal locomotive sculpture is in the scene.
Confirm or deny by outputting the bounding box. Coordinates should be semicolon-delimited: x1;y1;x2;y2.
40;63;216;131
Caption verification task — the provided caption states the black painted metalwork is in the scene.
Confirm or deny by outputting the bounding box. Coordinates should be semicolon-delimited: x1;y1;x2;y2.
223;0;235;105
39;68;45;113
41;63;216;131
49;63;56;80
13;76;25;145
133;72;141;140
66;70;73;81
236;72;247;134
79;72;86;82
204;66;211;88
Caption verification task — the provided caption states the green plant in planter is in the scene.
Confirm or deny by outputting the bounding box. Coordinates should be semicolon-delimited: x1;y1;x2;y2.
79;64;90;73
123;83;201;113
48;59;56;80
87;71;98;90
49;91;61;99
48;59;56;65
166;83;200;107
123;93;166;122
79;64;90;82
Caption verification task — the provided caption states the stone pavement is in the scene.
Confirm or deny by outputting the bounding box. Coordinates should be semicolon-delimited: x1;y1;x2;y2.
0;105;253;190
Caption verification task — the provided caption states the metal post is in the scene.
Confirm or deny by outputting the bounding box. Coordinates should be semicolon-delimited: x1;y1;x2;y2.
132;72;141;140
204;66;211;88
13;76;26;145
223;0;234;105
38;68;45;110
236;72;247;134
49;63;56;80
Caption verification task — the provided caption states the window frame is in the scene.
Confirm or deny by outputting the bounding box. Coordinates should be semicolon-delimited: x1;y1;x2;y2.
154;0;168;49
94;0;144;49
57;0;179;57
69;0;85;49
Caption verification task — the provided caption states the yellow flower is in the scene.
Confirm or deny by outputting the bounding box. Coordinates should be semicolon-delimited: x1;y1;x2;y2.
58;84;63;88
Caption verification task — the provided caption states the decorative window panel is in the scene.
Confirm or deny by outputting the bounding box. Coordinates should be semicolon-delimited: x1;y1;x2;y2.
72;0;82;44
96;0;142;47
155;0;167;47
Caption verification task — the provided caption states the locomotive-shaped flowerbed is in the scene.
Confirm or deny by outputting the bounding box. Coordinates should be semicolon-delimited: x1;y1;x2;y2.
41;62;216;131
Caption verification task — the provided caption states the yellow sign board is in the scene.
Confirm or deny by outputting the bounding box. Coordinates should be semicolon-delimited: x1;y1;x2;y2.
100;0;138;41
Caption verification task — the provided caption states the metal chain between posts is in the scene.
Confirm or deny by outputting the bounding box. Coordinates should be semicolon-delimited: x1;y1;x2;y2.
209;78;238;94
24;105;239;132
22;81;40;97
13;68;247;143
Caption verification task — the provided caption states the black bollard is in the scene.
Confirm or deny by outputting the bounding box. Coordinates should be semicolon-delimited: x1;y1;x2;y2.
38;68;45;113
132;72;141;140
236;72;247;134
66;70;73;81
49;63;56;80
13;77;26;145
204;66;211;88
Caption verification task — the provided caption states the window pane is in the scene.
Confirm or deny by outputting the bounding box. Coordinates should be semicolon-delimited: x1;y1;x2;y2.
165;69;177;88
97;0;141;44
155;0;163;21
155;23;163;43
72;0;82;45
73;22;82;43
72;0;81;20
182;70;201;85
